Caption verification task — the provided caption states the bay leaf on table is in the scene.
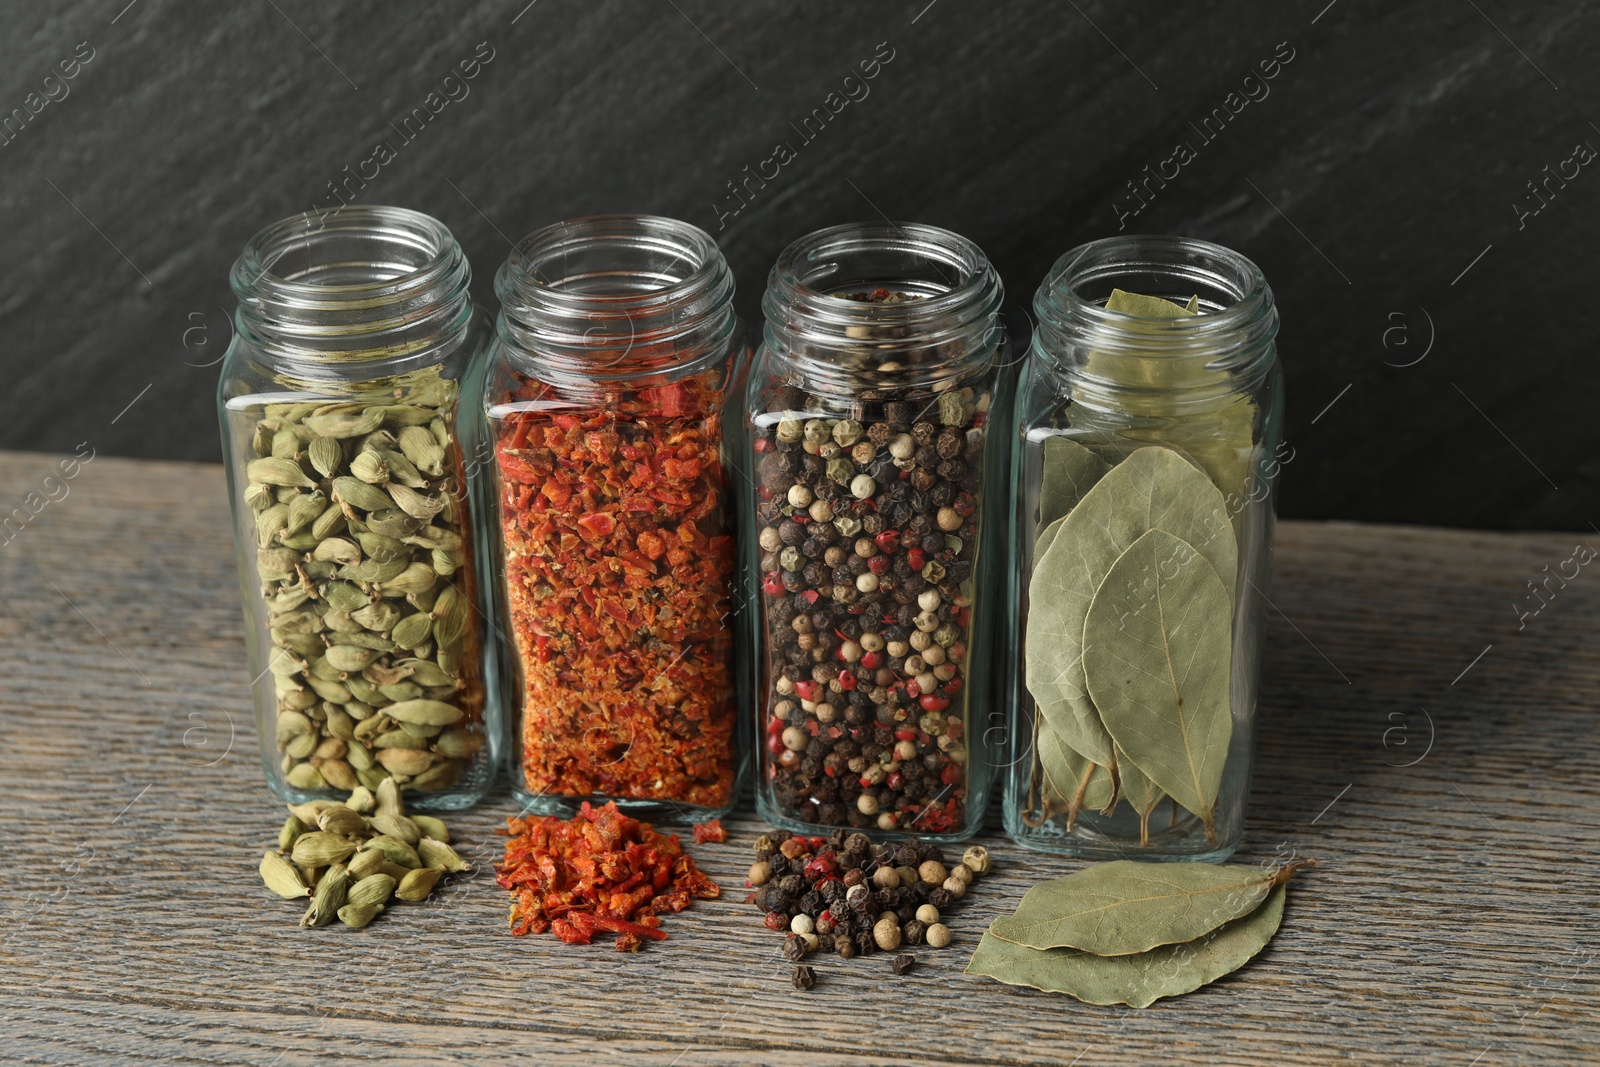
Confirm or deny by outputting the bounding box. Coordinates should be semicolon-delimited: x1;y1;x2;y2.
1083;528;1233;842
1038;434;1112;531
989;859;1306;956
1025;447;1237;772
966;883;1288;1008
1036;721;1115;826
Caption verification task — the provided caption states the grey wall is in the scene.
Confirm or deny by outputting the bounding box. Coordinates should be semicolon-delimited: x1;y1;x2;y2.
1;0;1595;530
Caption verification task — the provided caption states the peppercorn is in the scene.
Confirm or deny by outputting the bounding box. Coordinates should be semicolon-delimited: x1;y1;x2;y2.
948;863;974;885
941;876;967;899
902;919;927;946
838;936;857;959
783;935;809;962
749;861;772;886
792;964;817;991
918;860;948;886
892;953;916;976
960;845;990;875
928;887;953;910
915;903;940;925
925;922;952;949
854;929;877;956
873;917;903;951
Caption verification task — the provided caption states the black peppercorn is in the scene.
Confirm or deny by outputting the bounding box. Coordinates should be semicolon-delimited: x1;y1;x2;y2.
783;936;808;963
892;953;916;975
902;919;927;945
837;936;857;959
854;930;877;956
792;964;817;990
928;887;954;910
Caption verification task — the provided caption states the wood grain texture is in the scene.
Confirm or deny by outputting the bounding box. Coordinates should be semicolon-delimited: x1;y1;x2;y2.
0;2;1597;529
0;451;1597;1066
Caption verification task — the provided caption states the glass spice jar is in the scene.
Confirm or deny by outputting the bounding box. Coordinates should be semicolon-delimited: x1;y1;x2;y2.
745;221;1012;841
483;214;748;821
219;206;499;810
1004;234;1285;861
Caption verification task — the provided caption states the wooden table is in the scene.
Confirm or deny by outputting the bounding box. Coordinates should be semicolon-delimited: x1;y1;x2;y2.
1;451;1595;1066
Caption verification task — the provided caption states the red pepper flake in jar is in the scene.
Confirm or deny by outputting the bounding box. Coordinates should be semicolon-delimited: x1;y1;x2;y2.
496;801;721;949
492;373;738;808
692;818;728;845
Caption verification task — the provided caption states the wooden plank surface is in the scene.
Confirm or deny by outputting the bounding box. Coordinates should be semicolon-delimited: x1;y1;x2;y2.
0;450;1595;1066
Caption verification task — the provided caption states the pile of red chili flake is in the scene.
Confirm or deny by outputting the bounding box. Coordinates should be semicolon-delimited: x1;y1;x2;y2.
495;801;720;951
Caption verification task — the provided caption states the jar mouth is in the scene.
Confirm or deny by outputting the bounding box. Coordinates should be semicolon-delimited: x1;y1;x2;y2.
493;215;737;378
1034;235;1275;366
230;206;472;366
763;221;1003;347
760;222;1005;393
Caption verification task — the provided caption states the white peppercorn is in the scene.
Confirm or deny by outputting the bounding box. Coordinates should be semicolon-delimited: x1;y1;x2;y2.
916;903;940;925
749;861;772;886
918;860;948;886
960;845;990;875
925;922;952;948
874;916;903;951
941;875;967;899
790;913;815;935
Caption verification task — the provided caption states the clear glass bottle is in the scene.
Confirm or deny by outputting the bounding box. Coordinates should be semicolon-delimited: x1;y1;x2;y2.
745;221;1012;842
1004;234;1284;861
483;214;748;822
219;205;499;810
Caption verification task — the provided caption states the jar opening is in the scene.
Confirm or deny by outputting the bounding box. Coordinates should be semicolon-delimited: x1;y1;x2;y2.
761;222;1005;393
494;214;737;377
230;206;472;368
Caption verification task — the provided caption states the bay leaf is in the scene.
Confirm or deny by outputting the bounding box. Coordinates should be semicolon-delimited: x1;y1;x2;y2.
966;883;1288;1008
1104;288;1198;318
1038;435;1112;531
1116;746;1166;847
1036;722;1115;826
989;859;1306;956
1025;447;1237;771
1084;528;1233;841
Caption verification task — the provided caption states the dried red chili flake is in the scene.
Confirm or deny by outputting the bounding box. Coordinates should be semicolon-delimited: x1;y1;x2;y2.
496;801;721;949
692;818;727;845
491;371;738;808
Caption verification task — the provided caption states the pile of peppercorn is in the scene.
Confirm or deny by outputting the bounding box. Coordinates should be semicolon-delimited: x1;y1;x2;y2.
747;828;991;987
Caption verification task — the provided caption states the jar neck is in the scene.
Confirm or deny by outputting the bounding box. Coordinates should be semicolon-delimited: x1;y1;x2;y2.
1032;235;1277;411
761;222;1004;395
230;206;473;379
494;214;737;385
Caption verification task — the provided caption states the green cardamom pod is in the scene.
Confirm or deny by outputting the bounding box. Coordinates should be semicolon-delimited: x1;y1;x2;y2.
395;866;444;901
277;816;307;853
380;562;437;598
324;645;382;672
260;851;310;899
307;676;353;704
283;733;318;760
408;758;462;792
340;557;410;584
397;425;447;476
308;435;342;478
366;508;425;538
382;699;463;727
401;659;454;687
255;503;289;549
380;403;437;428
375;446;427;488
387;484;445;520
316;805;366;837
345;785;377;815
244;481;275;511
375;777;403;818
361;834;421;868
271;428;302;460
331;476;394;514
398;720;443;740
375;747;435;777
322;580;369;613
248;457;315;488
284;490;327;536
291;831;360;868
251;422;274;458
306;408;386;439
356;767;389;792
301;862;352;927
310;503;347;541
256;548;300;582
346;740;376;771
379;681;425;704
346;873;397;910
329;632;395;653
389;612;433;650
313;537;362;566
417;838;469;873
347;847;386;879
369;813;421;845
433;729;484;759
351;601;402;632
350;450;391;485
318;759;359;792
337;902;383;929
431;586;466;650
323;704;356;742
373;730;429;751
410;815;449;843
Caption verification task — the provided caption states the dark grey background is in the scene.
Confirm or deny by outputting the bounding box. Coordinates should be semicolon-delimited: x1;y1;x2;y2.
1;0;1594;530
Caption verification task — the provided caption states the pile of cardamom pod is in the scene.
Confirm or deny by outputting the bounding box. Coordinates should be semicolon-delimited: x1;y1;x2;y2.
259;781;470;929
241;370;486;795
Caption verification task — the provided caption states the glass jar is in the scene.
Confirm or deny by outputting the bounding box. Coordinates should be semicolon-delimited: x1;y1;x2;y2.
484;214;748;822
1004;234;1284;861
219;205;499;810
745;222;1012;842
